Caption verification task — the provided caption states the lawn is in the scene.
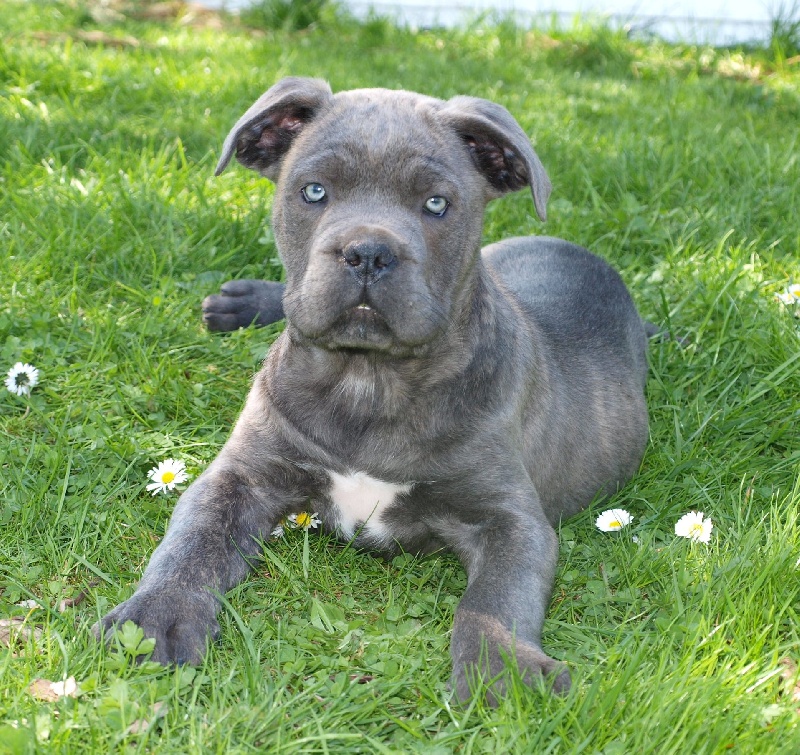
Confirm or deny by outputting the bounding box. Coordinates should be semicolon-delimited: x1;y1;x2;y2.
1;1;799;752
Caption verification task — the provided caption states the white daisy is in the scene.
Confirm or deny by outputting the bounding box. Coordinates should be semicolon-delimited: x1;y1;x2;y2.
5;362;39;396
675;511;713;543
146;458;188;495
287;512;321;530
271;520;286;538
776;284;800;305
595;509;633;532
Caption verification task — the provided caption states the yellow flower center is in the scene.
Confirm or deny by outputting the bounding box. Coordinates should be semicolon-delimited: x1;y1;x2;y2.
296;512;311;527
162;471;175;484
609;520;621;529
690;523;703;534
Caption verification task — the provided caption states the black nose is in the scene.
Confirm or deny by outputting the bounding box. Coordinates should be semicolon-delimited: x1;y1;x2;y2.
342;240;396;283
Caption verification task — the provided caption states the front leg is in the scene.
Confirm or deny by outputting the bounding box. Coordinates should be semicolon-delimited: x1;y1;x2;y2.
94;439;291;664
202;279;285;332
447;506;570;703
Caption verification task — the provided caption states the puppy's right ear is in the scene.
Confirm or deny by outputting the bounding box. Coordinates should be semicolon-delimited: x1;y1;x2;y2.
214;77;333;180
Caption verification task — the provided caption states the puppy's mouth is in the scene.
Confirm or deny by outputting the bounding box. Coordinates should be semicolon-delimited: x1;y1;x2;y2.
305;300;417;355
284;283;442;358
338;300;388;333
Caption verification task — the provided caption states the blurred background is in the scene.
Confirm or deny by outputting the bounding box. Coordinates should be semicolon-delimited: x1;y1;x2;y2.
194;0;795;46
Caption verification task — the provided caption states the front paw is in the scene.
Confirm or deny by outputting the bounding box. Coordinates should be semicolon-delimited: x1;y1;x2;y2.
451;611;570;705
92;588;220;665
202;279;285;332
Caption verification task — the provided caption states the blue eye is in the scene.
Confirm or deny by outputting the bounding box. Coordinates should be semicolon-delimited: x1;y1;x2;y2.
301;183;326;203
424;196;449;216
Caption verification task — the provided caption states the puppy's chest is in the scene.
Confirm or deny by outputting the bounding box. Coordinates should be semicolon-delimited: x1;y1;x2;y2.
323;470;414;544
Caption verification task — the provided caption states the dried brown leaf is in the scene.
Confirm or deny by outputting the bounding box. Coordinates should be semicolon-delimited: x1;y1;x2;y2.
30;30;141;49
125;701;167;735
59;592;86;612
0;617;43;654
779;658;800;703
28;679;60;702
28;676;78;701
59;580;99;612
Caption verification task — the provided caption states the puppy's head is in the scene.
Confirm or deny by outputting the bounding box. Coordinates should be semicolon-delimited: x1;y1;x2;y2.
216;77;550;356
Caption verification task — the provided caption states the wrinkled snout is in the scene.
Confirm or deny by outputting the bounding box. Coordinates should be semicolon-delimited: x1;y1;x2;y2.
283;218;445;354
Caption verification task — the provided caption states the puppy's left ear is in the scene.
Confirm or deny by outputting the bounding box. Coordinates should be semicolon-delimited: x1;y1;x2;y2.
440;96;551;221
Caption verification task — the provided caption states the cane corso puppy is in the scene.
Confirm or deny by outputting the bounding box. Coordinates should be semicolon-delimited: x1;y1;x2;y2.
96;78;649;702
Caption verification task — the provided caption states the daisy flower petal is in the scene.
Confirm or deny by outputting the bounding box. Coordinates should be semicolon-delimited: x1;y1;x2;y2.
675;511;713;543
776;284;800;305
146;458;189;495
5;362;40;396
595;508;633;532
287;511;321;530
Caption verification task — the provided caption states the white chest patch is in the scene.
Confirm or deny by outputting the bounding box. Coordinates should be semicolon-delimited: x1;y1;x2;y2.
327;470;412;540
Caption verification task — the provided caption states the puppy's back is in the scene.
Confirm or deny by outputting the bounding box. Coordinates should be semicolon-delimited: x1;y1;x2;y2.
483;236;648;386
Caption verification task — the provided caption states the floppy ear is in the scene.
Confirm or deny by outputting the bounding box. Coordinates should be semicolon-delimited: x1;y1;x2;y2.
214;77;334;180
439;96;551;221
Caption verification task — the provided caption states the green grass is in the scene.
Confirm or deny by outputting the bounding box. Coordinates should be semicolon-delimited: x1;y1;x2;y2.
1;2;799;752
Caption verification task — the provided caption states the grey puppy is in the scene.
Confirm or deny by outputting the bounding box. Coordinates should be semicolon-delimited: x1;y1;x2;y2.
96;78;649;702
